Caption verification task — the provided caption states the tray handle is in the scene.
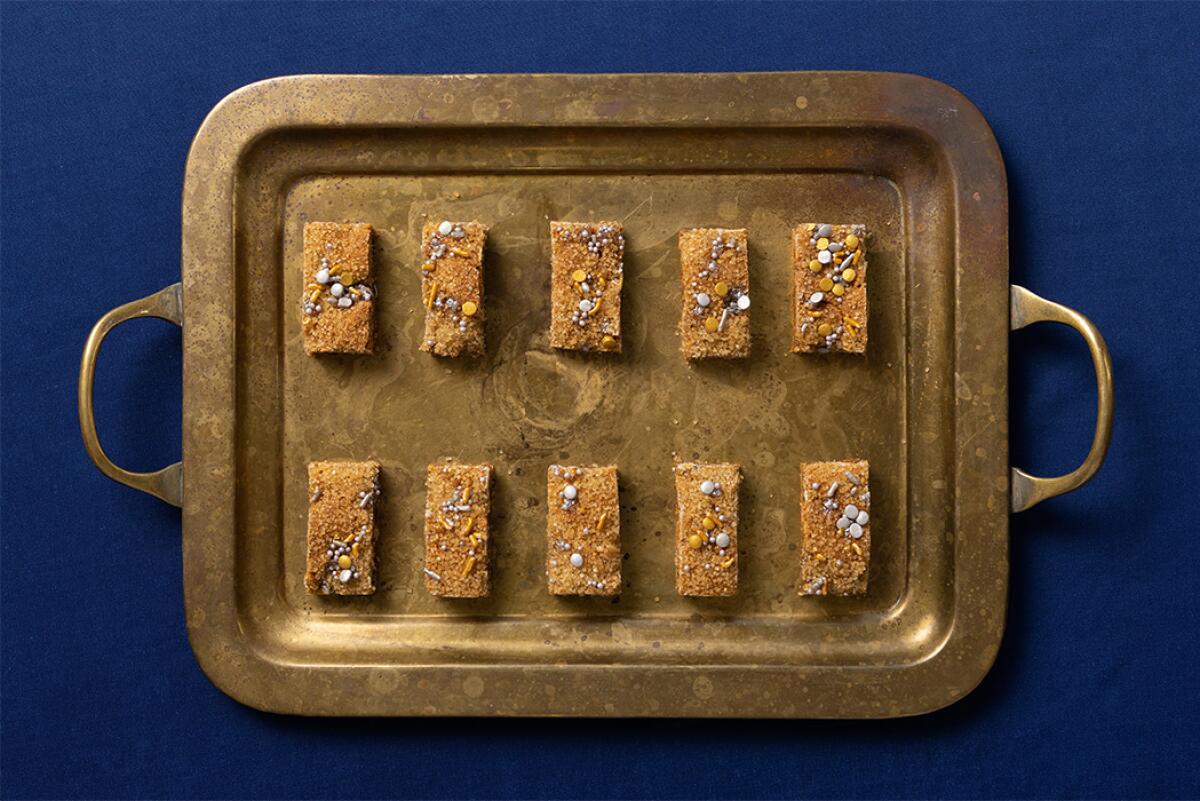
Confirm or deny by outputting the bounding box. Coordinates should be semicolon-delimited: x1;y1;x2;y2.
1009;284;1113;513
78;283;184;507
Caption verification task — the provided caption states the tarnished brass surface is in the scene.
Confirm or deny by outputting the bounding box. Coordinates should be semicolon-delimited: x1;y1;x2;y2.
171;72;1018;717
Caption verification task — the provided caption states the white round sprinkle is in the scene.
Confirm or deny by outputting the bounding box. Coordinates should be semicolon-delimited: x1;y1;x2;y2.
818;250;832;264
809;292;824;304
314;268;331;284
836;517;850;530
737;294;751;310
845;504;859;518
338;569;353;583
578;299;593;312
699;480;716;495
438;220;453;235
338;297;352;308
715;532;731;548
563;484;577;500
856;511;870;525
569;553;584;568
330;282;344;298
849;523;864;539
696;292;711;307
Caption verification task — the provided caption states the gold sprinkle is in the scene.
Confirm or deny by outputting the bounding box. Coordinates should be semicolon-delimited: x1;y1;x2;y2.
714;281;730;297
308;289;322;303
808;259;822;273
816;237;830;250
450;248;470;258
832;283;845;297
462;484;471;502
702;515;716;531
597;512;608;532
461;300;478;317
842;268;857;283
853;249;863;264
440;516;454;530
687;534;704;550
844;233;860;249
851;543;863;556
818;323;833;337
572;269;587;283
351;544;359;557
468;534;479;549
806;223;816;232
588;296;603;315
462;517;475;536
425;281;438;309
704;316;719;333
422;261;436;271
819;277;834;292
843;316;861;332
337;555;351;569
721;557;735;569
601;334;616;349
461;556;477;577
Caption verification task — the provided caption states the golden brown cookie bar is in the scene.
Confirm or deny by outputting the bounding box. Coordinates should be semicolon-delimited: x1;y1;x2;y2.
798;460;870;596
420;220;487;357
305;460;380;595
674;462;741;596
678;228;751;359
791;223;868;353
423;462;493;598
546;465;620;595
302;222;375;354
548;221;624;352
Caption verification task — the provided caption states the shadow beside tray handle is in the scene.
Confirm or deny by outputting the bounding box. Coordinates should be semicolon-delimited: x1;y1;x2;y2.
78;283;184;507
1009;284;1114;513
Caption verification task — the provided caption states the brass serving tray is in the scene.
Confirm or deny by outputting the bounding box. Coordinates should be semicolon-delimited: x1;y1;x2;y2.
79;73;1113;718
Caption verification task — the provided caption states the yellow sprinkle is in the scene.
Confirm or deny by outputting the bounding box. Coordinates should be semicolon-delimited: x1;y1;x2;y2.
308;289;322;303
808;259;822;273
468;534;479;549
597;512;608;532
844;233;860;249
704;316;719;333
422;261;436;271
842;268;857;283
832;283;845;297
702;515;716;531
588;296;602;315
337;555;351;569
853;249;863;264
461;556;477;577
306;282;320;291
425;282;438;309
687;534;704;550
351;544;359;557
462;300;478;317
450;248;470;258
819;277;834;292
572;269;587;283
601;335;616;349
806;223;816;232
843;316;860;332
818;323;833;336
851;542;863;556
462;484;471;502
440;516;454;530
816;237;830;250
714;281;730;297
721;557;735;569
462;517;475;536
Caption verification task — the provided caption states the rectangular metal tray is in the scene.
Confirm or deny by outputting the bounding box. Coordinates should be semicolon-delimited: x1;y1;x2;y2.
78;73;1107;717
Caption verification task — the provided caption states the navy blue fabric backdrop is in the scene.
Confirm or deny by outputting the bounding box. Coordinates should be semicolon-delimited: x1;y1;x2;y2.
2;2;1198;798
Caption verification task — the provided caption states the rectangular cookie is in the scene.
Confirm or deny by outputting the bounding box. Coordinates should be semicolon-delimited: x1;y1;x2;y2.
678;228;751;359
674;462;741;597
305;460;381;595
791;223;868;353
423;462;493;598
798;460;871;596
420;220;487;357
548;221;624;352
302;222;375;354
546;465;621;595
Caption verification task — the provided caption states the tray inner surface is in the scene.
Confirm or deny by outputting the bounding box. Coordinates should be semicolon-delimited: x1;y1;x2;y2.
232;126;956;669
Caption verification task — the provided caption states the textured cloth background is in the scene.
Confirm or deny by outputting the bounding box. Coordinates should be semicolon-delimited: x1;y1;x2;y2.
2;2;1198;798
